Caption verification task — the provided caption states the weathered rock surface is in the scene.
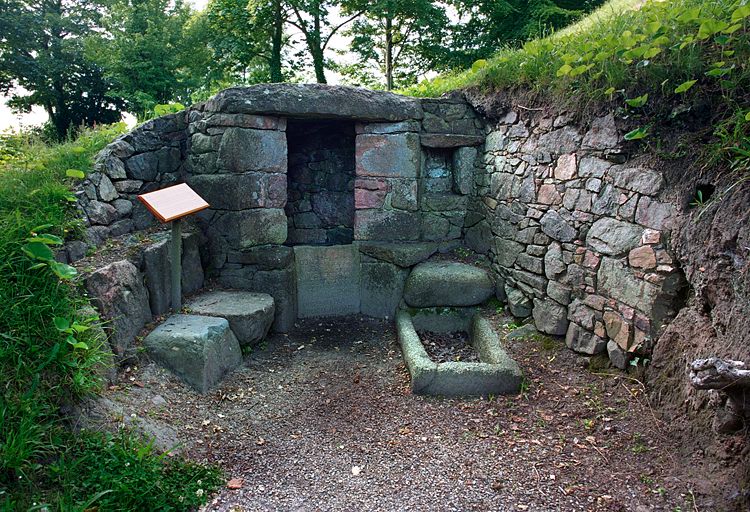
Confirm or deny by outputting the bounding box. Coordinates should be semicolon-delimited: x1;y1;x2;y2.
357;241;438;268
202;84;423;121
586;218;643;256
565;322;606;355
186;291;275;346
144;314;242;393
85;260;151;358
141;232;205;316
403;261;494;308
532;298;569;336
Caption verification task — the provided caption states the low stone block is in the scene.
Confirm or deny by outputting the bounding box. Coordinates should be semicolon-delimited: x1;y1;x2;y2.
186;291;275;346
397;312;522;396
360;261;408;319
252;267;297;332
403;261;494;308
295;245;360;318
144;315;242;393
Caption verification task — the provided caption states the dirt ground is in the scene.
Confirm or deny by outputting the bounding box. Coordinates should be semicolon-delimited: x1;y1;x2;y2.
96;309;731;511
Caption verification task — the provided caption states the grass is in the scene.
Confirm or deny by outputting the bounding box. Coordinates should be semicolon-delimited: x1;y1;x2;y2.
403;0;750;175
0;126;222;510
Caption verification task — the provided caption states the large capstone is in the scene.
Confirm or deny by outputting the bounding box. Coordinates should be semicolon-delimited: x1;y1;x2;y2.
186;291;275;346
144;314;242;393
203;84;423;121
403;261;494;308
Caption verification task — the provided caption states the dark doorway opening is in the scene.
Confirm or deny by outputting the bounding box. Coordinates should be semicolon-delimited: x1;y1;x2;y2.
285;119;356;245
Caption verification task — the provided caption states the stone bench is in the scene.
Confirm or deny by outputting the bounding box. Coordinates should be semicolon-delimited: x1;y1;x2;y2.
186;290;275;346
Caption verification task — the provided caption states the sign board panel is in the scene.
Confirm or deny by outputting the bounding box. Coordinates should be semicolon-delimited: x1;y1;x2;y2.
137;183;210;223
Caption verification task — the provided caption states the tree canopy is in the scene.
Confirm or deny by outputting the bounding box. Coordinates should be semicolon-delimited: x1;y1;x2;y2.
0;0;605;136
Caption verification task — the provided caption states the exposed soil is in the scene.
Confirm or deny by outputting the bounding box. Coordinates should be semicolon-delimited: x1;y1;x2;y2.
418;330;479;363
86;308;732;511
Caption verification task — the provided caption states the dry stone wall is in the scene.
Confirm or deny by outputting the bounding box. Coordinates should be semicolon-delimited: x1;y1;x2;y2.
468;110;686;366
79;85;485;333
76;83;691;369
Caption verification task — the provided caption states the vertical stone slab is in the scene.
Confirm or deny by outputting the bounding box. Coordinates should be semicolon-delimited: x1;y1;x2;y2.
355;133;420;178
294;245;361;318
360;261;409;319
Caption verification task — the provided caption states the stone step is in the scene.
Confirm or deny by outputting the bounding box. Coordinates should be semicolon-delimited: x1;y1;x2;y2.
403;261;494;308
144;314;242;393
185;290;275;346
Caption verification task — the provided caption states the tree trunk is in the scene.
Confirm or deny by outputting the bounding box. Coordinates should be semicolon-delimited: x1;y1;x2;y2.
311;11;326;83
270;0;283;82
385;17;393;90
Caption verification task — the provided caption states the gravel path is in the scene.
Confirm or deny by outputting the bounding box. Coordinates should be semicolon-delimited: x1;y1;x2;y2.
104;313;710;511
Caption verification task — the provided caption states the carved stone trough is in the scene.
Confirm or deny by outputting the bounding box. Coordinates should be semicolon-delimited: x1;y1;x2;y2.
396;309;522;397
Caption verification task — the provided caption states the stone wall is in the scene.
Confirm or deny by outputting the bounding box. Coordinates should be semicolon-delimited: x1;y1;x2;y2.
286;119;356;245
78;83;691;369
75;113;187;248
468;110;686;367
81;85;485;332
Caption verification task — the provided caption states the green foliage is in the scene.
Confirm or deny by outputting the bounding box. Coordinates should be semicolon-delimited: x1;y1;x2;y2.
442;0;607;70
46;431;222;511
404;0;750;114
0;125;222;509
88;0;198;117
201;0;287;87
339;0;449;90
0;0;124;138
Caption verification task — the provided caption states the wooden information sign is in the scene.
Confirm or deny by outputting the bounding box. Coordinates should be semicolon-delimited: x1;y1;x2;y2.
137;183;210;310
137;183;209;223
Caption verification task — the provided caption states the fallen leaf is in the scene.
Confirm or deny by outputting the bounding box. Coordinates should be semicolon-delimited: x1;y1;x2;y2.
256;437;266;446
351;465;362;476
227;478;244;490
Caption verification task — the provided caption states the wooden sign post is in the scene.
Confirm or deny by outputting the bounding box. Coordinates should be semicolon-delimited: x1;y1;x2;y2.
138;183;209;311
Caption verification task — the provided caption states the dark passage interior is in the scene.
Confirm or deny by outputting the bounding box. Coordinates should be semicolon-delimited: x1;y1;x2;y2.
285;119;356;246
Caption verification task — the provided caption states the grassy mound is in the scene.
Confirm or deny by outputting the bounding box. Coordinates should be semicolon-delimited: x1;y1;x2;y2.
0;127;222;510
404;0;749;176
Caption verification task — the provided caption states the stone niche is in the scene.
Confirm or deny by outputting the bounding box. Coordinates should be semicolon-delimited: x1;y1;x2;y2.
82;84;485;330
285;119;356;246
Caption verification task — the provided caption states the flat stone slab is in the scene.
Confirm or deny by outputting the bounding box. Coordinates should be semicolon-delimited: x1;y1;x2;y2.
186;291;275;346
202;84;423;121
144;314;242;393
403;261;494;308
397;311;522;396
295;245;360;318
